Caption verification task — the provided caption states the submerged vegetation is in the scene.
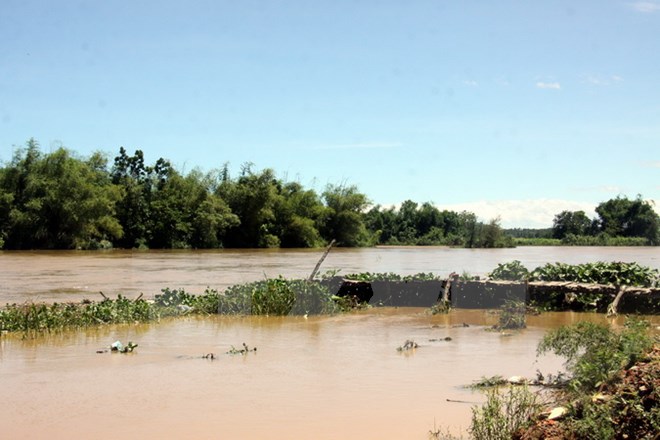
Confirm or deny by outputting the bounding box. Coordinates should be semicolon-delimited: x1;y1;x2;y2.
489;260;660;287
1;261;658;334
0;278;343;334
493;300;527;330
0;139;657;250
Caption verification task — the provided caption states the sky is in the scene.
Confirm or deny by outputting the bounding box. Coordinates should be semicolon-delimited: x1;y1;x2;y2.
1;0;659;228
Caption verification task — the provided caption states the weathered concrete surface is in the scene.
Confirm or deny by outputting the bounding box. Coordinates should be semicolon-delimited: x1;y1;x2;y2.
333;278;660;313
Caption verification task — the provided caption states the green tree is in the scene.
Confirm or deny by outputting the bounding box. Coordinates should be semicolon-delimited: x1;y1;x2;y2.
321;184;370;246
111;147;152;248
0;141;122;249
595;196;659;244
217;165;281;247
272;182;325;248
552;210;592;239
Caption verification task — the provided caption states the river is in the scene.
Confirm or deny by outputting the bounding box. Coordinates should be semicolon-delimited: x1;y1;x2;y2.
1;246;659;303
1;247;659;439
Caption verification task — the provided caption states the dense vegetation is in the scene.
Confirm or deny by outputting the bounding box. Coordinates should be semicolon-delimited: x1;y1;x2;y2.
0;139;658;249
488;260;660;287
0;278;345;333
551;197;660;245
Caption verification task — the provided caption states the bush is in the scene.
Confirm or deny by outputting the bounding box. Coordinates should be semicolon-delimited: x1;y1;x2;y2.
537;318;653;392
469;386;540;440
494;300;527;330
489;260;530;281
530;261;659;287
219;277;338;316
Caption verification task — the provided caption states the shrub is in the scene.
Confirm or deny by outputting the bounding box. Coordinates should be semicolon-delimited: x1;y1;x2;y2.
537;318;653;392
489;260;530;281
469;386;539;440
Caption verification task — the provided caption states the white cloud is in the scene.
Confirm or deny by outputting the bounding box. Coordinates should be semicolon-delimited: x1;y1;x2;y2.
640;160;660;168
463;80;479;87
630;1;660;12
572;185;625;193
312;142;401;150
435;199;597;229
536;82;561;90
583;74;624;86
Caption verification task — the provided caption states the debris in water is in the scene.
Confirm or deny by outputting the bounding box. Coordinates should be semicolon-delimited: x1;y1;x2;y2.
507;375;527;385
226;343;257;355
396;340;419;351
110;340;138;353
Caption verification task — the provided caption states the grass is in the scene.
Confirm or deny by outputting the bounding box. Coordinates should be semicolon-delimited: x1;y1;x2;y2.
469;386;540;440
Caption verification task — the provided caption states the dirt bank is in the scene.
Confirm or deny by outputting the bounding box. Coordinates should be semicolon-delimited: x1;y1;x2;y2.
515;345;660;440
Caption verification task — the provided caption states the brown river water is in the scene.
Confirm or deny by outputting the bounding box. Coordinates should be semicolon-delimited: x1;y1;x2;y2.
1;246;659;303
1;247;659;439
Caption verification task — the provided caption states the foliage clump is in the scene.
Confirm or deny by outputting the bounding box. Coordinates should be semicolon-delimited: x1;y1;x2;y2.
531;261;659;287
0;295;156;333
512;318;659;439
469;386;540;440
488;260;530;281
537;318;653;392
488;260;659;287
343;272;441;282
0;277;341;333
494;300;527;330
219;277;338;316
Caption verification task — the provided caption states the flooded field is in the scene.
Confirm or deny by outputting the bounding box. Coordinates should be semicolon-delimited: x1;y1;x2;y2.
2;247;659;438
1;246;659;303
4;309;655;439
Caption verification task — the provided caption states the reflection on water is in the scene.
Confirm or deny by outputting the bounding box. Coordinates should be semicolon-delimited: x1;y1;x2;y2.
1;309;658;439
1;246;659;303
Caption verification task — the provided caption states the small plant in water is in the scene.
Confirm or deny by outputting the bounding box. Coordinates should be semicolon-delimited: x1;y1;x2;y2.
429;300;451;315
226;343;257;355
493;300;526;330
468;375;508;389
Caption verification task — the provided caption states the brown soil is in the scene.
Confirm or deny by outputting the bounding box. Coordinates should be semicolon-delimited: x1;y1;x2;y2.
515;346;660;440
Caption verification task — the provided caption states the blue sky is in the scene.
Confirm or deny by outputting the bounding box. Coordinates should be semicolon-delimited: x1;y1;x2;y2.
1;0;659;227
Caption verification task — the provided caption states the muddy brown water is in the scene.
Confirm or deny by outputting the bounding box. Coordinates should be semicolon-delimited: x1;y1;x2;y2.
1;246;659;303
1;247;659;439
4;309;658;439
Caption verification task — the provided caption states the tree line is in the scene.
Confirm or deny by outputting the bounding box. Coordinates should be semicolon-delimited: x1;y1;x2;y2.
0;139;657;249
551;197;659;245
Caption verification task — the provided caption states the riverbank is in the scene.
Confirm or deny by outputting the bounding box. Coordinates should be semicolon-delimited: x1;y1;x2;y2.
515;337;659;439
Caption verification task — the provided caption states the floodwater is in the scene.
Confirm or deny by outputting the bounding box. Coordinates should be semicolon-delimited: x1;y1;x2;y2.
4;309;657;440
1;246;659;303
1;247;659;439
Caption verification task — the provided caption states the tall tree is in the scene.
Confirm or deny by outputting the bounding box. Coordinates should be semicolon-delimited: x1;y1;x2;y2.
321;184;370;246
552;210;592;239
0;142;122;249
595;196;659;244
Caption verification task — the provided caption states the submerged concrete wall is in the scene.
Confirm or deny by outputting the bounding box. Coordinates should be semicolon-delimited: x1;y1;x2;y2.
333;277;660;313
